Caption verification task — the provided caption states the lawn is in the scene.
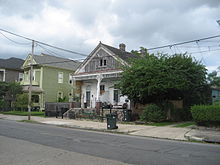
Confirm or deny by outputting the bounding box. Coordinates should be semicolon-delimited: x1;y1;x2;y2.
173;122;195;127
146;121;175;126
0;111;45;117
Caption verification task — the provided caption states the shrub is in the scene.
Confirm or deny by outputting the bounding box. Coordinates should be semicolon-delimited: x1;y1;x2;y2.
15;93;29;111
171;108;192;121
191;104;220;126
141;104;166;122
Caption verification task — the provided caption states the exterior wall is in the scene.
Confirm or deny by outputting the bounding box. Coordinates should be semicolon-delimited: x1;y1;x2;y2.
0;68;23;82
212;89;220;103
80;78;129;108
21;65;74;110
84;49;121;73
22;67;41;86
42;66;73;104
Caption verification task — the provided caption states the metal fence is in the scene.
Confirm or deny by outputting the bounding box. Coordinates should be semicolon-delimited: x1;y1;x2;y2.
45;102;70;117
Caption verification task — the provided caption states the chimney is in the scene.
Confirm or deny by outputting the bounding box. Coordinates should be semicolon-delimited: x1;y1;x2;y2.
119;43;126;51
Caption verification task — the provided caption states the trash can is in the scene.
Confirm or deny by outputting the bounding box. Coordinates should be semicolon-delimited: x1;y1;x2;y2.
122;109;132;122
106;113;118;129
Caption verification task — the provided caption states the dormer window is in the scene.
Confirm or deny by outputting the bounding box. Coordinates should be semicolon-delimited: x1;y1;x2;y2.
100;59;103;66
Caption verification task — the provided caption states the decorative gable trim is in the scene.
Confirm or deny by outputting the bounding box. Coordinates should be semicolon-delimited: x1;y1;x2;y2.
22;54;37;69
74;42;128;74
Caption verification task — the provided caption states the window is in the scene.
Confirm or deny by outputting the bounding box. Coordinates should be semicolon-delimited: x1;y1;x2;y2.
103;59;107;66
57;91;64;102
32;95;39;103
0;69;5;82
69;74;72;84
100;59;107;67
58;72;63;83
100;85;105;95
25;71;29;81
113;89;119;103
18;73;23;81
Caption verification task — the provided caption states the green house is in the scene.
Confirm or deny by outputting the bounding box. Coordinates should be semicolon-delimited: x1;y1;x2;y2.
21;53;80;111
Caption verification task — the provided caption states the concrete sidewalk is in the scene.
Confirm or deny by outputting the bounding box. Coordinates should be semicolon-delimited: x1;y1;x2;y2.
0;114;220;143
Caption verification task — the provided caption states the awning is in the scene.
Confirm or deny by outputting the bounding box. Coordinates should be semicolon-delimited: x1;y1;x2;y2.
22;86;44;93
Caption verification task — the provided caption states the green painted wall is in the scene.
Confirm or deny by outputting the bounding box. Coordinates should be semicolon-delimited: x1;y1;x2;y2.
42;66;73;103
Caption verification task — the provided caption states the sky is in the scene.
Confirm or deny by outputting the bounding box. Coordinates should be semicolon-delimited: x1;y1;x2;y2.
0;0;220;72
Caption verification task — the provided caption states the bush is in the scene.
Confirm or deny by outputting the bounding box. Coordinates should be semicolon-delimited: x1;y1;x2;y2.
141;104;166;122
15;93;29;111
191;104;220;126
171;108;192;121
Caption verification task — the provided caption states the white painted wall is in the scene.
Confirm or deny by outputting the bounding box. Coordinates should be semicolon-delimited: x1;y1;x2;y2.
80;78;130;109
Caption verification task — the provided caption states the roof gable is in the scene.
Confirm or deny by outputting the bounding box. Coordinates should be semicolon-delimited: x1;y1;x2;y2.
23;53;80;71
75;42;137;74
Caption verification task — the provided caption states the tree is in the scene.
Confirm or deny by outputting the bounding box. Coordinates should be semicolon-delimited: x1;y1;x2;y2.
117;50;207;107
0;82;23;110
15;93;29;111
207;71;220;88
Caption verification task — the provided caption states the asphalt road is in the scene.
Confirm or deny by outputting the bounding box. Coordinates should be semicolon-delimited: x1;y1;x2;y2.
0;119;220;165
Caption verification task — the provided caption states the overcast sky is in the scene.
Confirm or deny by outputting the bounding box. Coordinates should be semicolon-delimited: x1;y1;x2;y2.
0;0;220;72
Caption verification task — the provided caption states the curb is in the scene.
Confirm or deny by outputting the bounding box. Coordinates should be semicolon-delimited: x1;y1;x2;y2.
184;134;204;142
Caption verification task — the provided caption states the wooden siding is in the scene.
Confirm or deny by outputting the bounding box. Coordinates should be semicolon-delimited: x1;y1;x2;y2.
84;49;121;73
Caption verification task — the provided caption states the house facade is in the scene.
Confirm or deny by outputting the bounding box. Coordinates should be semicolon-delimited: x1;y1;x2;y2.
21;53;80;110
0;57;24;82
73;42;138;109
211;88;220;103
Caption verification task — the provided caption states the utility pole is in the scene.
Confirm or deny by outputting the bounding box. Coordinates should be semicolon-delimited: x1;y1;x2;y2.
28;40;34;120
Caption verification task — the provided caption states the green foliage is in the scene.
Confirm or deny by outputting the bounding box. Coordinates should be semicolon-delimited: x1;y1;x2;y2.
141;104;166;122
117;50;207;107
213;101;220;105
0;82;23;109
15;93;29;110
0;111;44;117
174;122;195;128
58;96;67;102
207;71;220;88
171;108;192;121
191;104;220;126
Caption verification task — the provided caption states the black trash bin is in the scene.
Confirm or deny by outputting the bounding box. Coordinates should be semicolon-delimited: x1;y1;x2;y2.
106;113;118;129
122;109;132;122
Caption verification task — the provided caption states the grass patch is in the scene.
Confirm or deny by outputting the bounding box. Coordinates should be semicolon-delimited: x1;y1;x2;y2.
0;111;44;117
19;120;40;123
174;122;195;127
146;121;175;126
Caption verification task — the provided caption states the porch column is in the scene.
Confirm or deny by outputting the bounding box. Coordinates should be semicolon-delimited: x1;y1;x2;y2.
96;74;103;115
96;74;103;101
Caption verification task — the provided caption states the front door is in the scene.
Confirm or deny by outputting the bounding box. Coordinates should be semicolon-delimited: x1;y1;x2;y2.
86;91;91;108
113;89;119;104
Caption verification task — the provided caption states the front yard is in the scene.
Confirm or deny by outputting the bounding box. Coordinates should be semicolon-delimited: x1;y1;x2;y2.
0;111;44;117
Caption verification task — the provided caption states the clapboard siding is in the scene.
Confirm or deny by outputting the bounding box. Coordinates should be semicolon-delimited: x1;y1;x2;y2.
84;49;121;72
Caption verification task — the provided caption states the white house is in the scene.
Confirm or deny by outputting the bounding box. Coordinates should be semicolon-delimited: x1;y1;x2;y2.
73;42;138;109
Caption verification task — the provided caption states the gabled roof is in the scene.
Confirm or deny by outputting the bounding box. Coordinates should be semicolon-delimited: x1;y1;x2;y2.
0;57;24;71
101;43;139;62
75;42;139;74
31;54;81;71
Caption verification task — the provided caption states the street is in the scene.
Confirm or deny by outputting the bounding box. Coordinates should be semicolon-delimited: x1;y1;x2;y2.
0;119;220;165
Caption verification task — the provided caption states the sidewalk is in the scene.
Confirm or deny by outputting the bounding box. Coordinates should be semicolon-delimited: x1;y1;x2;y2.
1;114;220;143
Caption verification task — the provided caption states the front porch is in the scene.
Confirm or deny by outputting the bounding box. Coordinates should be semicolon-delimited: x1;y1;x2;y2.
73;71;130;110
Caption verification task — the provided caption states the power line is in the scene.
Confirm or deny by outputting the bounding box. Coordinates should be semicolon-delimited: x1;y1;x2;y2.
0;31;31;45
0;28;88;57
37;44;86;62
147;34;220;51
